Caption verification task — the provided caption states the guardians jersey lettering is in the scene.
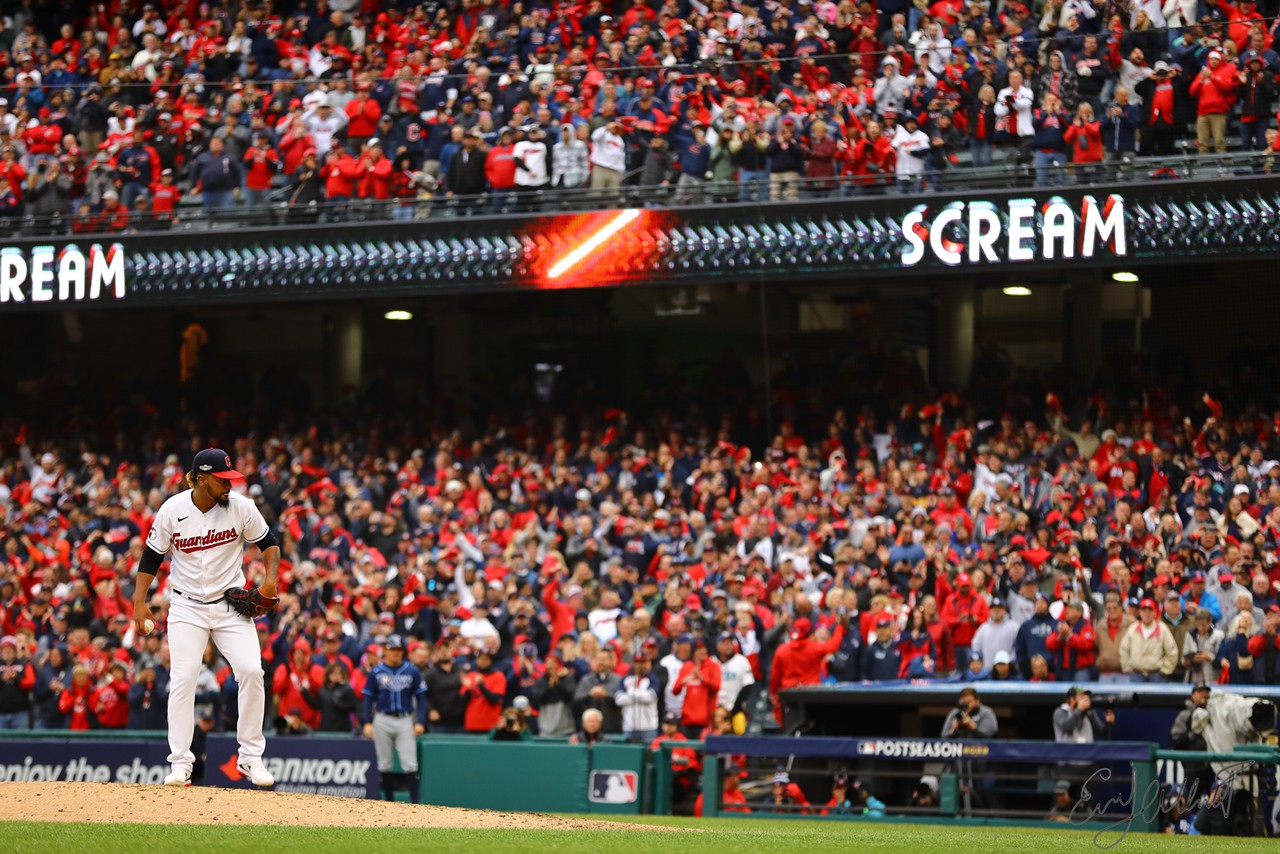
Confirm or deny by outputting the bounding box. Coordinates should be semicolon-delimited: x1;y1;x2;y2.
172;527;240;553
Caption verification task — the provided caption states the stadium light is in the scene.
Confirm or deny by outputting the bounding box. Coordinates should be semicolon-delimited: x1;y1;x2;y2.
384;310;413;321
1111;271;1140;283
1002;286;1032;297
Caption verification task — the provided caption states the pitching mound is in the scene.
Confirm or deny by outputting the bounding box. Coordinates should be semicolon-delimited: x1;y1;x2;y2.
0;782;676;830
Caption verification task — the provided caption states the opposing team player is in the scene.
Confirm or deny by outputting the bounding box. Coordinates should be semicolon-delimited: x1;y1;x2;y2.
362;635;427;802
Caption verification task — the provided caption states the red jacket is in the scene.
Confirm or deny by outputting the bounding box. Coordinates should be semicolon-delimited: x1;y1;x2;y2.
925;617;955;674
243;145;281;191
323;154;361;198
462;668;507;732
650;732;701;773
59;681;94;730
694;785;751;816
356;153;393;199
1189;63;1238;115
485;144;518;190
772;625;846;692
346;96;382;137
540;578;576;646
273;652;325;730
940;593;990;647
149;181;181;213
1045;618;1098;674
91;676;131;728
673;658;722;727
1064;120;1103;164
279;132;315;175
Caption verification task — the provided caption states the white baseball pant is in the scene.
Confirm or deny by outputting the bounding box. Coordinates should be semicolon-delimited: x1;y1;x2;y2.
166;594;266;772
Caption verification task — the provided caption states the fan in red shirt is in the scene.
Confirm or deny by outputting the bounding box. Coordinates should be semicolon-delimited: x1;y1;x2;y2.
345;84;382;146
95;189;132;232
940;572;990;663
58;665;95;730
242;133;282;196
272;639;324;730
149;169;181;218
693;772;752;817
650;711;702;798
673;641;722;732
91;660;131;728
356;139;393;200
322;147;361;209
776;616;846;686
462;648;507;733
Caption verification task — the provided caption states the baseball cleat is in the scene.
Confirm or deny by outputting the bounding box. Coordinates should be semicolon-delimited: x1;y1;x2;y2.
163;767;192;787
236;759;275;788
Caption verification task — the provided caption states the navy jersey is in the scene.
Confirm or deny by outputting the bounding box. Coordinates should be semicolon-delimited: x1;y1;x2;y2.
363;661;427;724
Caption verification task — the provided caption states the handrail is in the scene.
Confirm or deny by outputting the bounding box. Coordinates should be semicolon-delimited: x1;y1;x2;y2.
10;148;1278;239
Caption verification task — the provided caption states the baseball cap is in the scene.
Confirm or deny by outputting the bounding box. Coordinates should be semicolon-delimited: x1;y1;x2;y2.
0;636;16;649
1066;686;1091;699
1054;780;1071;794
790;618;812;640
383;634;404;650
874;616;892;629
993;650;1012;665
1139;598;1157;610
1153;60;1170;72
191;448;245;480
662;710;679;724
956;573;972;587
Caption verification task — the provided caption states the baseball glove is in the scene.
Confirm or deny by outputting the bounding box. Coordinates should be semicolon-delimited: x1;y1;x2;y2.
225;587;279;620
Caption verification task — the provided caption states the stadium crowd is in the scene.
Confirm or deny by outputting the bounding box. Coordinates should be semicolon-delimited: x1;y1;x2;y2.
0;388;1279;740
0;0;1279;232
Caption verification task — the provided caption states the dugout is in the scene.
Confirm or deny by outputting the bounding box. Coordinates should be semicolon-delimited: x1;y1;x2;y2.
779;682;1280;744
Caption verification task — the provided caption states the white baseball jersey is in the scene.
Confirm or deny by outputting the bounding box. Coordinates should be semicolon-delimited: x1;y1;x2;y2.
146;490;270;602
715;652;756;710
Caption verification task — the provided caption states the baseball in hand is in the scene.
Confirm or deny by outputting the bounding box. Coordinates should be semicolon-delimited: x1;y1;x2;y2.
143;619;155;634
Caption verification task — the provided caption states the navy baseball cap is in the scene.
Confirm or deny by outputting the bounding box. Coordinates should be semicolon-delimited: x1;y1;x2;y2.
192;448;244;480
383;634;405;650
662;710;679;724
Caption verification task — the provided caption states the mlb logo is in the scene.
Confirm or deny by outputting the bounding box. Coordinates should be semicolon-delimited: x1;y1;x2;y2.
589;770;638;804
857;741;876;755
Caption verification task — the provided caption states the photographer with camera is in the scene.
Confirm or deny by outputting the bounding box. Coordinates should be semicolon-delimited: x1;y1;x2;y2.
490;705;532;742
25;157;70;235
942;686;998;739
994;69;1035;169
1054;686;1114;743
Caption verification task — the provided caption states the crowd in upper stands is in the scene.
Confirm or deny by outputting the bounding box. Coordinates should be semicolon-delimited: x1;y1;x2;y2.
0;0;1279;232
1;384;1279;738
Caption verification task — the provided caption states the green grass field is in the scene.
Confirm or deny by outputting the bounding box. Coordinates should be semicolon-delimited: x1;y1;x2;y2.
0;816;1260;854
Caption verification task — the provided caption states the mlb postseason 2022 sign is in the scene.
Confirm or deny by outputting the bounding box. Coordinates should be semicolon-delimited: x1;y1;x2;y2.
900;195;1126;268
0;243;126;305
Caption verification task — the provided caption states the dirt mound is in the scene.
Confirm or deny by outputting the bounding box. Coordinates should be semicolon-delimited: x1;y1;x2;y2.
0;782;673;830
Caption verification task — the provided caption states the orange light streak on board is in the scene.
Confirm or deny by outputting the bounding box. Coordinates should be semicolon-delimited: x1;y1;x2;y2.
524;208;667;289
